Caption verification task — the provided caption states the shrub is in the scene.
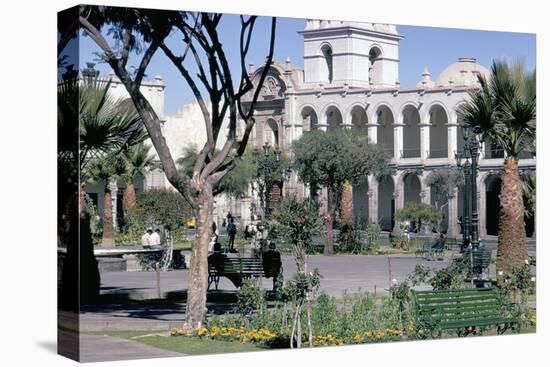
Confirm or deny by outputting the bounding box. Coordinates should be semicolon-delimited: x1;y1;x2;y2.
235;278;265;319
337;222;363;253
390;234;410;250
430;263;465;290
311;293;340;336
365;222;381;253
408;264;432;286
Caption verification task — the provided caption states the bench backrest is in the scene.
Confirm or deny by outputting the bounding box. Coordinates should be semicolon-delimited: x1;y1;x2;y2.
462;247;491;267
413;288;503;326
222;257;264;275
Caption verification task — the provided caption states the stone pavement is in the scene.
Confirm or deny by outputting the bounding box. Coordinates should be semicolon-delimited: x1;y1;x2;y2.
79;254;455;332
76;333;183;362
99;253;453;299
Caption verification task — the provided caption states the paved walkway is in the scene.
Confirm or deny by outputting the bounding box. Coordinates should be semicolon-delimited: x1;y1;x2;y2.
78;253;457;332
77;333;183;362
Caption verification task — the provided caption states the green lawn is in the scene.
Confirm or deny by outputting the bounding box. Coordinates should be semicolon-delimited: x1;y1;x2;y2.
90;331;266;355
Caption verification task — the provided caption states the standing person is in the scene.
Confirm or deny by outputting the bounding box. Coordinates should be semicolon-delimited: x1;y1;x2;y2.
141;228;153;248
150;228;162;248
227;218;237;253
262;242;282;292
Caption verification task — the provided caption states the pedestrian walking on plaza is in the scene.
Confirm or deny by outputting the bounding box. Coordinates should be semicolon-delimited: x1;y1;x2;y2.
227;217;237;252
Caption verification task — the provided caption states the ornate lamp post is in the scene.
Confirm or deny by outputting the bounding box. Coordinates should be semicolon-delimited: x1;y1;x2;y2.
455;124;481;252
252;142;281;219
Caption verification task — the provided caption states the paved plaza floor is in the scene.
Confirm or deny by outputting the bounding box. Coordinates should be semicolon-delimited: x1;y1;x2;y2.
79;253;463;332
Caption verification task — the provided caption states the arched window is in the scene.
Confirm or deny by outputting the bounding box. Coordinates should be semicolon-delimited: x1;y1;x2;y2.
368;47;382;84
321;44;333;83
264;119;279;146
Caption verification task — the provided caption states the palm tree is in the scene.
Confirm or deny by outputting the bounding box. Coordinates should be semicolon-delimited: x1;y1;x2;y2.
122;143;156;218
79;78;146;171
459;60;536;275
88;156;126;248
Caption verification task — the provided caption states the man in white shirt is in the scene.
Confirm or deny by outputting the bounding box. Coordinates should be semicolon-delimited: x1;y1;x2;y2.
141;228;153;248
150;228;162;248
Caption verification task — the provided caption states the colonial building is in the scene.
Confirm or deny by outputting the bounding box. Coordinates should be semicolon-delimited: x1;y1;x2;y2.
243;20;535;238
86;20;535;239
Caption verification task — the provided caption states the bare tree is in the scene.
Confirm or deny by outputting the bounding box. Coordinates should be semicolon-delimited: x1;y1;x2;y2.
79;7;276;329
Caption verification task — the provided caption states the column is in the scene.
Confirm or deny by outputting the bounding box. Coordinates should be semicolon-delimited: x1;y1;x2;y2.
394;123;404;159
448;122;458;159
368;175;378;224
420;122;430;160
367;124;378;144
110;179;118;232
393;174;404;233
420;172;431;205
478;174;487;239
447;188;459;237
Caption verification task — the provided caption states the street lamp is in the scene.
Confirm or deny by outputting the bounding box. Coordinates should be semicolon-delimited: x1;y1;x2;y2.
462;124;481;253
254;142;281;219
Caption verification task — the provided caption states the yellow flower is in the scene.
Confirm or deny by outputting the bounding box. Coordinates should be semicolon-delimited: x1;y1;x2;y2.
418;329;424;335
353;333;362;343
364;331;373;338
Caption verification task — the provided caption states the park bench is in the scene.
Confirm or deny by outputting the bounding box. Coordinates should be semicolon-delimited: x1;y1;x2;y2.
454;246;492;277
412;287;520;337
208;256;266;290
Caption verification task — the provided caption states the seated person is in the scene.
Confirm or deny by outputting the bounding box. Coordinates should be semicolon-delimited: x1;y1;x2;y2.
149;228;162;249
262;242;282;290
427;234;446;261
208;242;226;274
141;228;153;248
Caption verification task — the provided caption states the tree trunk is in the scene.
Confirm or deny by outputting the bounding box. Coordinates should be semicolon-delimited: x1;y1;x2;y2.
340;180;354;228
496;157;528;276
324;187;337;256
123;183;136;218
183;185;213;331
101;181;115;248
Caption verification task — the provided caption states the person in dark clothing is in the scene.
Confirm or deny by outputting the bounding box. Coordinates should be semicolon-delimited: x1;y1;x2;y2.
227;218;237;252
262;242;282;291
427;233;446;261
208;242;226;273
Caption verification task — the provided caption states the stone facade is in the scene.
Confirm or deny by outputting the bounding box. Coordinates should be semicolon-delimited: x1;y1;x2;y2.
87;20;536;239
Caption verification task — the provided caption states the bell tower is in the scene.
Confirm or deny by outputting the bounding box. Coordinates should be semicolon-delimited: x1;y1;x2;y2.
300;20;402;88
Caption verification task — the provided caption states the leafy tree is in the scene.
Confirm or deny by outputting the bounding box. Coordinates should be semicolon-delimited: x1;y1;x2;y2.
271;195;324;348
425;167;464;209
394;202;443;234
125;188;193;233
292;129;389;255
58;73;145;305
458;59;536;275
122;143;156;218
88;155;126;247
80;7;277;328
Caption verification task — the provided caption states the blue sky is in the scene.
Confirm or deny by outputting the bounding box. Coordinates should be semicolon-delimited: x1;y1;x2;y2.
72;14;535;115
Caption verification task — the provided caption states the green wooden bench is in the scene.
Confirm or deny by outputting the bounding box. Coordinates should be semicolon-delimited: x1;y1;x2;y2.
208;257;266;290
412;287;520;337
454;246;492;277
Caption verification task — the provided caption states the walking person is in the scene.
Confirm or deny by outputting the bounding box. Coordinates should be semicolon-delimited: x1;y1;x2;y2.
227;217;237;253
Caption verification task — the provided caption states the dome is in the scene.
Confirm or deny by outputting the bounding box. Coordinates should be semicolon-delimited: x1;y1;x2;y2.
435;58;490;87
